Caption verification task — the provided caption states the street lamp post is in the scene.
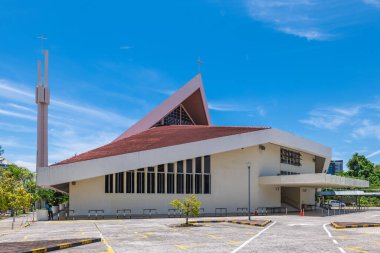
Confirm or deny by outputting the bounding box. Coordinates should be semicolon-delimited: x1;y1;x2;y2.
247;162;252;221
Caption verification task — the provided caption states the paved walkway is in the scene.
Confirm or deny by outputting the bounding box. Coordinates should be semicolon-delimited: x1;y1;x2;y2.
0;211;379;252
0;213;35;236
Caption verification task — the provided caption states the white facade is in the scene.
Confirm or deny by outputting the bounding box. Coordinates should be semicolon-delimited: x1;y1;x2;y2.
66;143;354;216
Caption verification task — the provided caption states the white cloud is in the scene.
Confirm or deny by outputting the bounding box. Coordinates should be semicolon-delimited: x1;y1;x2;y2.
120;45;133;50
278;27;332;41
256;106;266;116
14;160;36;171
352;119;380;140
208;102;250;112
0;122;34;133
7;103;34;112
367;149;380;158
363;0;380;8
244;0;370;41
0;108;36;121
300;106;360;130
0;138;27;148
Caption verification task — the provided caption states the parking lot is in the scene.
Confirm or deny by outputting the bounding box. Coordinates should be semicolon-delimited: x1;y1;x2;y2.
0;210;379;253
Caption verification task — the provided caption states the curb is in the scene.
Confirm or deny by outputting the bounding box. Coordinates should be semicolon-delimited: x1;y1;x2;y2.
331;222;380;229
21;238;101;253
189;220;226;224
227;219;272;227
189;219;272;227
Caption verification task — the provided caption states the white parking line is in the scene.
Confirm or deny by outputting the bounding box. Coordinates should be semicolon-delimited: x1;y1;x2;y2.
230;221;276;253
323;223;347;253
338;247;346;253
323;223;333;238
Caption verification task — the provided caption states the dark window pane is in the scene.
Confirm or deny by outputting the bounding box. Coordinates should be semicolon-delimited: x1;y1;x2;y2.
195;174;202;194
158;164;165;173
196;157;202;173
153;105;194;127
204;156;211;174
167;174;174;194
115;172;124;193
105;174;113;193
157;172;165;193
147;170;155;193
167;163;174;173
186;174;193;194
137;170;145;193
204;174;211;194
186;159;192;173
177;161;183;173
126;171;134;193
148;167;155;172
176;174;184;194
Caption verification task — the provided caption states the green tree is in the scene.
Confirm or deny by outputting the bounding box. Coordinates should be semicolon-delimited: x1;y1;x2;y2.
170;195;202;225
0;170;33;214
345;153;380;187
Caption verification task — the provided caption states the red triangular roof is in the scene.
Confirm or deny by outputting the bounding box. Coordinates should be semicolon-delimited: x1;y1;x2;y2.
53;125;270;166
113;74;210;142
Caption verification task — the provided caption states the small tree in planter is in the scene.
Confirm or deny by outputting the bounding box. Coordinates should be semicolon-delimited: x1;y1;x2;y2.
170;195;202;225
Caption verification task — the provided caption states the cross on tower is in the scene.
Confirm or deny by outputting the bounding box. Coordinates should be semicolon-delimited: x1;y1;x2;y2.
197;57;202;73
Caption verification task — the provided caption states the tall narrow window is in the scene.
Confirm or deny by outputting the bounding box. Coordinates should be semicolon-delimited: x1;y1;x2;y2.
176;161;184;194
126;171;135;193
167;163;175;194
115;172;124;193
147;167;155;193
137;168;145;193
157;164;165;193
186;159;193;194
105;174;113;193
195;157;202;194
204;155;211;194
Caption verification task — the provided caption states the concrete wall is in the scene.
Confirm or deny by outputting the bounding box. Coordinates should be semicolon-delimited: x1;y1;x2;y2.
70;143;317;215
300;187;316;206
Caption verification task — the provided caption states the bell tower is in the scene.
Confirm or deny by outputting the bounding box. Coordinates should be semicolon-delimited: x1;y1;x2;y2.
35;50;50;168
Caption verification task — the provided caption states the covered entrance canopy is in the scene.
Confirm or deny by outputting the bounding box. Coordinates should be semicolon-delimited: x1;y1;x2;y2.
259;173;369;188
317;190;380;197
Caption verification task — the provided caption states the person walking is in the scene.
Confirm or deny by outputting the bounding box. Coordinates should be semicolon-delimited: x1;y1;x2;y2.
45;203;53;220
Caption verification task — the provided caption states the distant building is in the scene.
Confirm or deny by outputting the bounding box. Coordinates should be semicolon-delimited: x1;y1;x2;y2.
0;156;11;168
328;160;344;175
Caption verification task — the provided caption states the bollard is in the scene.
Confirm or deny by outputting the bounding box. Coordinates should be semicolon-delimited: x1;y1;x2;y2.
286;208;288;215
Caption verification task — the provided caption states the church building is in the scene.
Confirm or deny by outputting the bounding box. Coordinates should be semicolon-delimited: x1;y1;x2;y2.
37;74;368;216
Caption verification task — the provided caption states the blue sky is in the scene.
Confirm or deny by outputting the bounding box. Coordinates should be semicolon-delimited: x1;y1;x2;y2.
1;0;380;171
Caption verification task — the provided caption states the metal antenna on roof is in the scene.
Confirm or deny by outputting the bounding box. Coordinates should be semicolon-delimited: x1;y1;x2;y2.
197;56;202;74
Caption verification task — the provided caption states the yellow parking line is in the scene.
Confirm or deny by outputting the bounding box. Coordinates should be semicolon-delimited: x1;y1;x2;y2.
175;244;190;250
346;246;369;253
226;241;242;245
207;234;223;238
336;235;351;239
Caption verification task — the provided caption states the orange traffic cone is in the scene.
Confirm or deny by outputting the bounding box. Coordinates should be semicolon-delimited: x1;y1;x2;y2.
300;209;303;216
